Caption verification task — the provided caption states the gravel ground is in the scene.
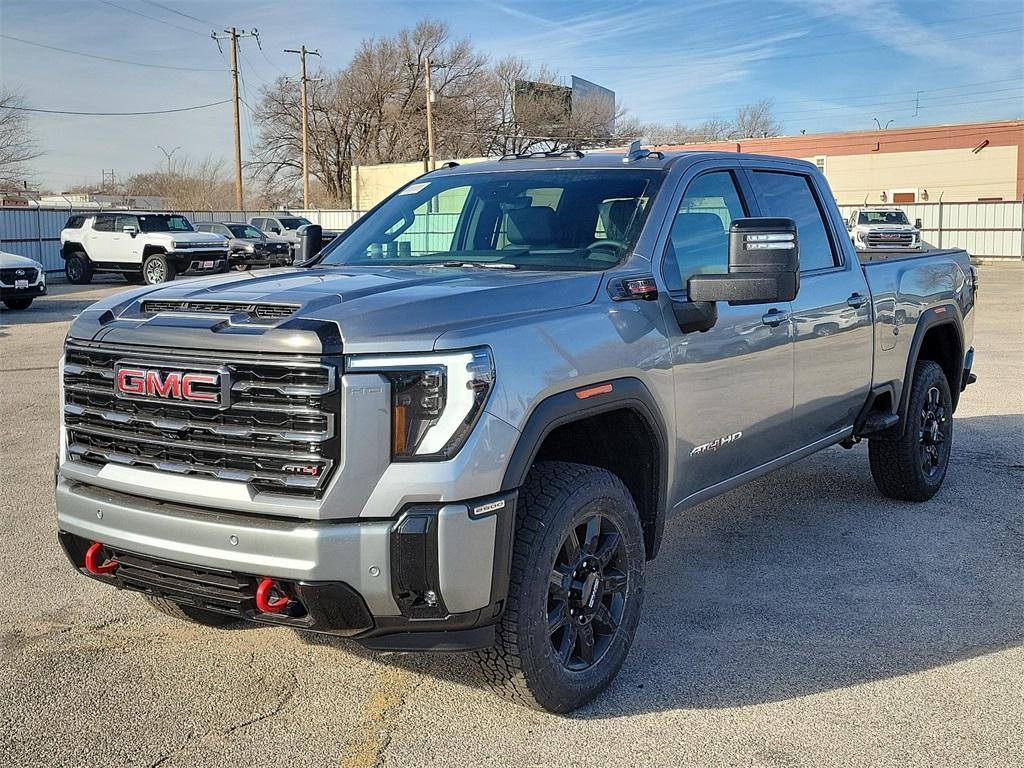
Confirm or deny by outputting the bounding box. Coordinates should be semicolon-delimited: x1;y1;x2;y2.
1;268;1021;768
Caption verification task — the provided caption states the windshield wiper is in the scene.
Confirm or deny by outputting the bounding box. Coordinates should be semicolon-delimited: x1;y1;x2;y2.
440;261;518;270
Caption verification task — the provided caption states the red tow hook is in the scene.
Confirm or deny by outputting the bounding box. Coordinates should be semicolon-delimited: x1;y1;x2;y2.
255;578;290;614
84;542;118;575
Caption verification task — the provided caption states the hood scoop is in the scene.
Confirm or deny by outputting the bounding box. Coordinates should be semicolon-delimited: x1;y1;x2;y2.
140;299;298;323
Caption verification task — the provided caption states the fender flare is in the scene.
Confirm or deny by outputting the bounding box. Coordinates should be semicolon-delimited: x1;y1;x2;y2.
499;377;669;559
896;304;964;436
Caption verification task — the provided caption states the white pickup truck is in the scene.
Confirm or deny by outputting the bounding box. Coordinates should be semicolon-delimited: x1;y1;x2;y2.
60;212;229;285
847;207;923;251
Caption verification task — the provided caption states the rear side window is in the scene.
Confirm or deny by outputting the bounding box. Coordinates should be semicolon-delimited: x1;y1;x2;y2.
749;171;837;272
64;215;85;229
92;215;115;232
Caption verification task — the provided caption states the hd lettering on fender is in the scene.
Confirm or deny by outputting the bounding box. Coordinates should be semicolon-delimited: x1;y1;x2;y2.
690;431;743;457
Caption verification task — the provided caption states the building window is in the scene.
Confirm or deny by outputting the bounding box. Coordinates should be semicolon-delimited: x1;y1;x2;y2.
814;155;827;175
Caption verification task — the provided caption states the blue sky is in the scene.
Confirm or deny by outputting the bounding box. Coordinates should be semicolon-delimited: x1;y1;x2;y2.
1;0;1022;191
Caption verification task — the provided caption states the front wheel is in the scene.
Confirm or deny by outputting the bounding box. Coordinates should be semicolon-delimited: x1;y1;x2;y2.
869;360;953;501
475;461;646;712
3;298;33;310
142;252;176;284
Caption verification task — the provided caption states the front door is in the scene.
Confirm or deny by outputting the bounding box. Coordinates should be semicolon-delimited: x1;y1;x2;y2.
661;168;795;502
111;214;142;263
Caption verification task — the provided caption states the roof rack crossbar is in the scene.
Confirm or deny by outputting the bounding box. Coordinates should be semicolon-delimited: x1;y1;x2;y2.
499;149;585;161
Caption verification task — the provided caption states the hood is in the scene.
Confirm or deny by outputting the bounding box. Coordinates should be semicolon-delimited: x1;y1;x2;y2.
149;231;227;244
69;265;603;354
0;250;42;270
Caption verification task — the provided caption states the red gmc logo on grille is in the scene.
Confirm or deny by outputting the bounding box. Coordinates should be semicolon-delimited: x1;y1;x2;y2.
114;363;227;407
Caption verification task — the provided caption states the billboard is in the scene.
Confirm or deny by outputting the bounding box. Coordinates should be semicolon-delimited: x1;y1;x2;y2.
513;79;573;135
571;76;615;136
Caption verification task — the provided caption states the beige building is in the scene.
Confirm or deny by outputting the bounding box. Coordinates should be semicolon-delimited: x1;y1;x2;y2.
351;120;1023;209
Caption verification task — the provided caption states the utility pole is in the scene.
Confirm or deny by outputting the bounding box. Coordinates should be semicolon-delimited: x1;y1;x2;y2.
212;27;259;210
422;57;449;171
285;45;321;209
156;145;181;175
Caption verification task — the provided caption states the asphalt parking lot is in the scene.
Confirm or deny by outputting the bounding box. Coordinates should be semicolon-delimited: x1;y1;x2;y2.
1;267;1021;768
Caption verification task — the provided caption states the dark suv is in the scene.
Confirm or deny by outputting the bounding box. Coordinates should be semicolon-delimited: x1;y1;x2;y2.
195;222;293;270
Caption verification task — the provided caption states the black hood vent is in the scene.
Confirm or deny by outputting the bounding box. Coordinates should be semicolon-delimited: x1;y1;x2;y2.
141;300;298;322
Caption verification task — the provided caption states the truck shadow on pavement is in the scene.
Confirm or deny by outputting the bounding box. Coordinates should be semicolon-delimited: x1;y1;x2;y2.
303;414;1023;718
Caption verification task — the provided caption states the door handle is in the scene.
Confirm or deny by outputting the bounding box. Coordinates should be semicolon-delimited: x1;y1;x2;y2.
847;292;867;309
761;308;791;327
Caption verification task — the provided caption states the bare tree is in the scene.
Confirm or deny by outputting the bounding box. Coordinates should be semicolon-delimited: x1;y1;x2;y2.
123;156;235;210
0;88;41;188
730;98;782;138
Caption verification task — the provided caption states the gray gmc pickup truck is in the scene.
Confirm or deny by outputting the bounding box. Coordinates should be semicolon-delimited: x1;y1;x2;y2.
55;146;977;712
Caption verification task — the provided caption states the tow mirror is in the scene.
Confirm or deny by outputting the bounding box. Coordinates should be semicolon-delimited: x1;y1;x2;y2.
914;218;923;229
688;218;800;306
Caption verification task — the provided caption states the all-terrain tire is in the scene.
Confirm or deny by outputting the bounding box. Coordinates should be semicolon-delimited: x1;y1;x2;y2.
474;461;646;713
869;360;953;501
143;595;239;627
64;251;93;284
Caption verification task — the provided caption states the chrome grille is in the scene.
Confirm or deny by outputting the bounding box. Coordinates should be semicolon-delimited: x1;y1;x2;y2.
865;232;915;247
63;341;339;496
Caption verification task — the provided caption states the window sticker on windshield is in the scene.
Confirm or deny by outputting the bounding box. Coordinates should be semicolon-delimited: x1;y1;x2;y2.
399;182;430;196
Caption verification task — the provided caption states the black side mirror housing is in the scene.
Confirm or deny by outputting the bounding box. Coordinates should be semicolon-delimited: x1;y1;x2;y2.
914;218;923;229
688;218;800;306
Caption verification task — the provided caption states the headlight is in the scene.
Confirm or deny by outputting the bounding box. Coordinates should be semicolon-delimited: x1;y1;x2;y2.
243;242;256;253
347;348;494;460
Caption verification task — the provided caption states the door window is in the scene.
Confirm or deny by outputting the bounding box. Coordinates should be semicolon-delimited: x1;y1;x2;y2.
92;215;115;232
749;171;837;272
664;171;746;291
115;214;139;232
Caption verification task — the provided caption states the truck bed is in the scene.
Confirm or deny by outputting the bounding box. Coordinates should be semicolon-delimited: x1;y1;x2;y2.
859;246;974;413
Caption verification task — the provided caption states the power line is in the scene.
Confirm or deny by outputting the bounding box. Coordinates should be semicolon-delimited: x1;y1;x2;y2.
0;33;224;72
3;100;231;116
140;0;221;28
92;0;207;36
639;78;1024;117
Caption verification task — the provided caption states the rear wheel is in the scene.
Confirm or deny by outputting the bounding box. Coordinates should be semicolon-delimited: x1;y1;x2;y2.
2;298;32;310
64;251;93;284
143;595;239;628
869;360;953;501
475;461;646;712
142;252;176;284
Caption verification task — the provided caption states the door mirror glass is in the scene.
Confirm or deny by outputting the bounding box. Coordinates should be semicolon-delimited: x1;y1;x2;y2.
688;218;800;305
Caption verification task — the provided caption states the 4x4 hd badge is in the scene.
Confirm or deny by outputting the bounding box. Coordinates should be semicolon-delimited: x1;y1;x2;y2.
690;431;743;456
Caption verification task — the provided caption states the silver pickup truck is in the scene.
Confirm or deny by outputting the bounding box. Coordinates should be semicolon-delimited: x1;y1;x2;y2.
55;146;977;713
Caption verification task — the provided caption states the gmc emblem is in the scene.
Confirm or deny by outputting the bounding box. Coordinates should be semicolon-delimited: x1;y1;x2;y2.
114;363;229;408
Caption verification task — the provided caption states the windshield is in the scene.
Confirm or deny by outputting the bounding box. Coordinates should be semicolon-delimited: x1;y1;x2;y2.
858;210;910;225
138;214;194;233
228;224;264;238
318;169;665;271
278;217;311;230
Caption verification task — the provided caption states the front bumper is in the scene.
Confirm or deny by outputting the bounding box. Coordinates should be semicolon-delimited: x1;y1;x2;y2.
1;281;46;299
56;478;514;647
168;250;230;272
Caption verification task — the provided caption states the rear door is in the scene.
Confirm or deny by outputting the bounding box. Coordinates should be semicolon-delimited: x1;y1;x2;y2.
745;164;872;446
660;163;796;501
86;214;117;262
